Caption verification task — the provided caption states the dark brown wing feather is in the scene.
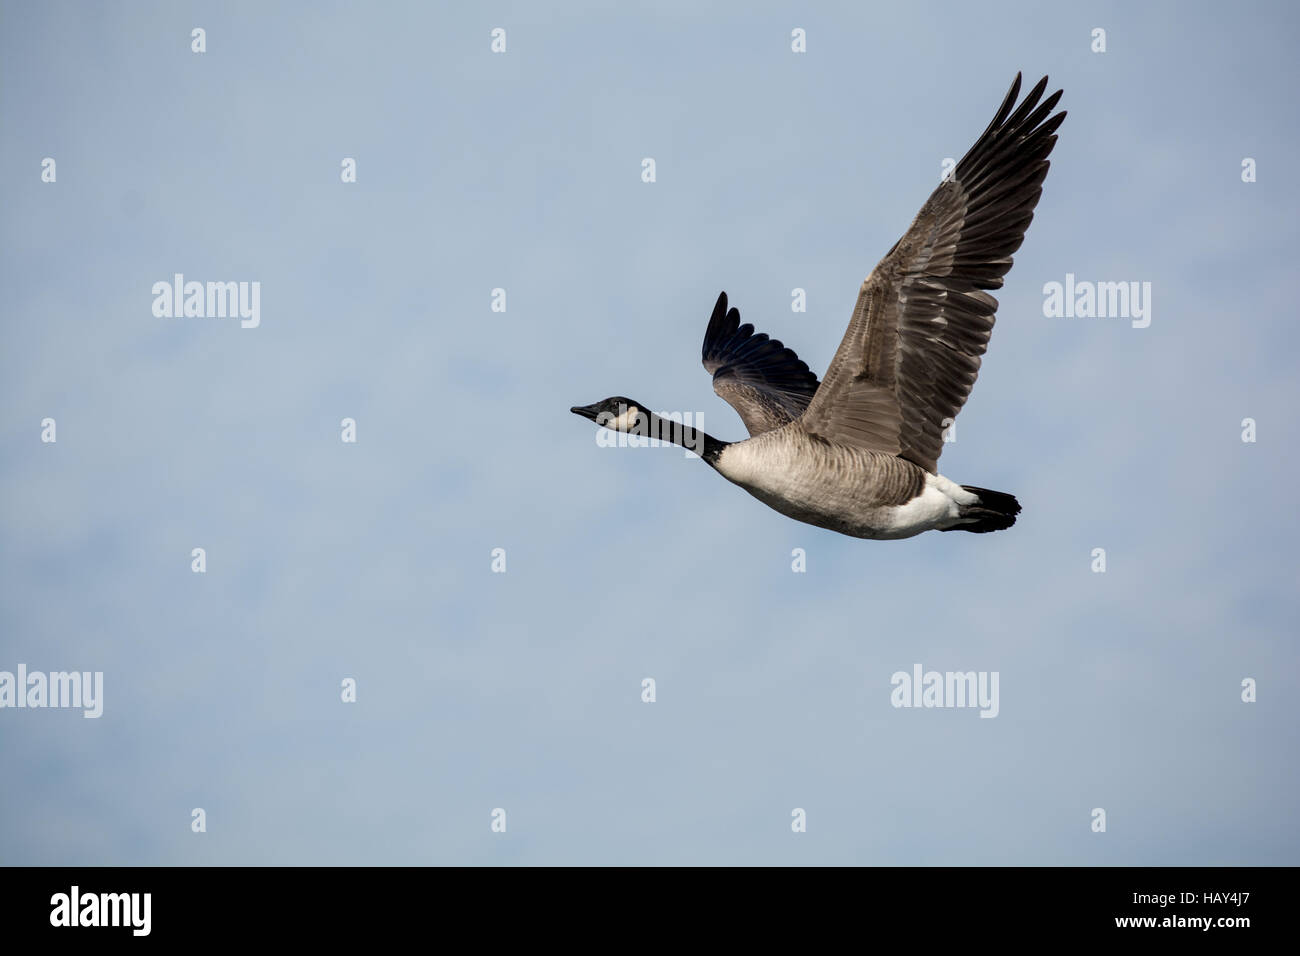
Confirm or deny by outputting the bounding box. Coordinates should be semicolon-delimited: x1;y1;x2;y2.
800;73;1065;472
701;291;820;436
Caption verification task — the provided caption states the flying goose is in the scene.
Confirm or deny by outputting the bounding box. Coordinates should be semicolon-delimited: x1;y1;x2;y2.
572;74;1064;540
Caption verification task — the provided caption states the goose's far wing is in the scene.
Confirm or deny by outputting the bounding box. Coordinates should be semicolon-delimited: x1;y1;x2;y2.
701;291;820;436
800;73;1065;472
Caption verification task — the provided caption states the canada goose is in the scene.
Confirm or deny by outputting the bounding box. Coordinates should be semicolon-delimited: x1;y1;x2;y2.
572;74;1064;540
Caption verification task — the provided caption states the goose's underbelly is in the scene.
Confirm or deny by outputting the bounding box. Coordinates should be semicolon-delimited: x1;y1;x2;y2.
714;439;969;540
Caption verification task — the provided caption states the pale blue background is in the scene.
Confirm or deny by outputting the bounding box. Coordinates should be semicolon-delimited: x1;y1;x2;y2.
2;1;1296;865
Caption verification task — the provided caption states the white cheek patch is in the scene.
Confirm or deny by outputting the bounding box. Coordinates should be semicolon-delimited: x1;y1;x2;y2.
601;406;640;431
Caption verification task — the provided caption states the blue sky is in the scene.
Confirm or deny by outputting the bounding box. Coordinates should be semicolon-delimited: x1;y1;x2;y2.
2;0;1297;864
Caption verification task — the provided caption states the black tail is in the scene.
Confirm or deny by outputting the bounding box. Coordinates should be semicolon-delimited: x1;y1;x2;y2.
943;485;1021;534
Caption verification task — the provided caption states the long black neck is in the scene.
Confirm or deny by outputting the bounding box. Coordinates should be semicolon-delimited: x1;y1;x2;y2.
635;409;730;466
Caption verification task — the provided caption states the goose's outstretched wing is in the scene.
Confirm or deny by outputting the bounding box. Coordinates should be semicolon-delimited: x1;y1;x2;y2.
701;291;820;436
800;73;1065;473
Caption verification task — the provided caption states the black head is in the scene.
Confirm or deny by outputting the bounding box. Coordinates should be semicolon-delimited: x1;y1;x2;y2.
569;397;645;430
570;395;728;465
